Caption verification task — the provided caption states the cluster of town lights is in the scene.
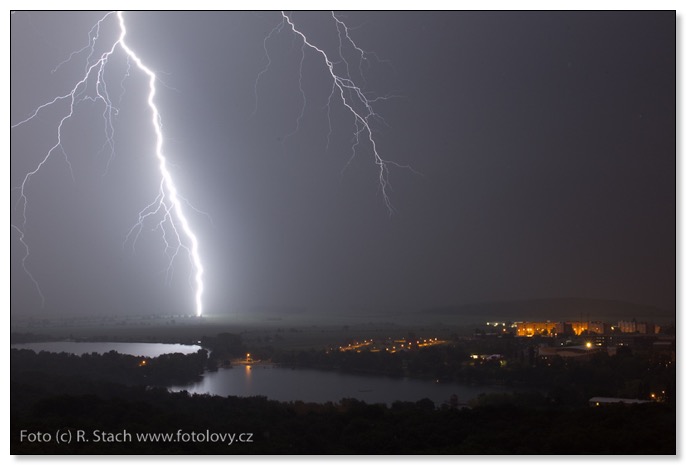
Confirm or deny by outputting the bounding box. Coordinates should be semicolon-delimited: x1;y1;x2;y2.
337;337;444;354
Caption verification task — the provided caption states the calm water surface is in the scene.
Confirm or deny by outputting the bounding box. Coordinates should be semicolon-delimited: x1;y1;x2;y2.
11;342;509;405
172;365;509;406
11;341;202;357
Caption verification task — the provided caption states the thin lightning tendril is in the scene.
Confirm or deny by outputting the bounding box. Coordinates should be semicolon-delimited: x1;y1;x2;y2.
282;39;308;145
10;225;44;307
255;12;414;213
11;11;205;316
279;11;396;213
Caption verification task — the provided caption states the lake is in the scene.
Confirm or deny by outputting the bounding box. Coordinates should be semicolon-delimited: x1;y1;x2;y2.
172;365;509;406
10;341;202;358
11;341;508;405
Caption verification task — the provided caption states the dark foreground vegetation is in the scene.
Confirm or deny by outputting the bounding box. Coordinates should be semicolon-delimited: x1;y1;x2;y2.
11;381;676;454
11;344;676;454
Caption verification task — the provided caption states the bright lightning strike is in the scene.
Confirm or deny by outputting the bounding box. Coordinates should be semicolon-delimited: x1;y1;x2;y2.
11;11;205;316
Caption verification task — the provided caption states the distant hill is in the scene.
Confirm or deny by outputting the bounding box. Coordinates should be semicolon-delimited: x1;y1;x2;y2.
419;298;673;323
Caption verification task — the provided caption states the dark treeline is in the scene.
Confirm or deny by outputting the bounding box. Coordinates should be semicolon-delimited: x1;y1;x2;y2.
201;333;247;370
11;377;675;454
11;348;207;386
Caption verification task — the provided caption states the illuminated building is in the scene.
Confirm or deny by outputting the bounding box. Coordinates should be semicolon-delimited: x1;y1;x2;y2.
509;319;660;338
515;321;562;337
618;320;637;333
617;320;659;334
515;321;609;337
565;321;607;335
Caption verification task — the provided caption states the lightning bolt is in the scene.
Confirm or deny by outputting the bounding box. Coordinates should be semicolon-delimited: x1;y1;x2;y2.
11;11;205;316
255;11;416;214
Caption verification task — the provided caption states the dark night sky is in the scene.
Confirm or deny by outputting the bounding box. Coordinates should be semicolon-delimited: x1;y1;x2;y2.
9;11;676;317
